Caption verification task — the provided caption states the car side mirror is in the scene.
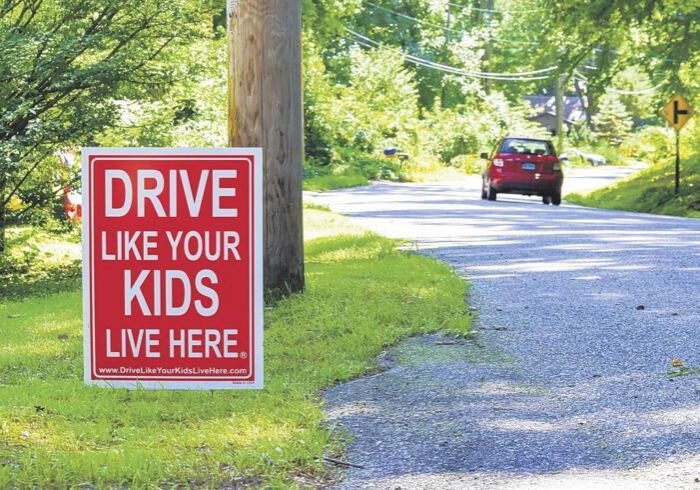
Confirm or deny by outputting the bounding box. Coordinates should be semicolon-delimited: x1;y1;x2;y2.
480;152;489;160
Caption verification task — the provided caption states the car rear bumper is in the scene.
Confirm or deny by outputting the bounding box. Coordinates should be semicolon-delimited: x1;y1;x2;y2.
491;174;563;194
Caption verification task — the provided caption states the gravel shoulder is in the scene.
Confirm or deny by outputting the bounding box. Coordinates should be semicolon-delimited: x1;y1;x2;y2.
318;168;700;489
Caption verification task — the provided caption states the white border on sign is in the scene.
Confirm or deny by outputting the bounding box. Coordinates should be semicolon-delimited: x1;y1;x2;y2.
89;157;256;381
81;147;263;390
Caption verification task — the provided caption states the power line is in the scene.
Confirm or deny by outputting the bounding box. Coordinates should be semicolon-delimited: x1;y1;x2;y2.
574;68;662;95
365;1;456;33
351;37;550;81
446;1;547;14
608;83;663;95
347;28;556;77
345;29;554;81
573;69;588;81
363;1;542;46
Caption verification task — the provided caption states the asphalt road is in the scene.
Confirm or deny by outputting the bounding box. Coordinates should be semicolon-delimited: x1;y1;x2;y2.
317;167;700;489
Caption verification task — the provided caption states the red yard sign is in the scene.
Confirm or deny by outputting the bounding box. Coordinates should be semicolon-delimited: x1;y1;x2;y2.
82;148;263;389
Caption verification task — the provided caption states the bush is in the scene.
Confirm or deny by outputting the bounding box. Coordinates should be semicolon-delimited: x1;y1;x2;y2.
0;244;81;299
418;107;481;163
303;147;406;190
590;141;624;165
416;94;549;167
450;154;483;174
619;126;674;161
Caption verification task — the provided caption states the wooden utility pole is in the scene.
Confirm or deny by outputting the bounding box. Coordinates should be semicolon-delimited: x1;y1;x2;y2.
555;73;565;152
227;0;305;298
482;0;494;94
441;3;451;106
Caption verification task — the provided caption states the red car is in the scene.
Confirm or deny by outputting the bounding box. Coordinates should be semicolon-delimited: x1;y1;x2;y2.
481;137;564;205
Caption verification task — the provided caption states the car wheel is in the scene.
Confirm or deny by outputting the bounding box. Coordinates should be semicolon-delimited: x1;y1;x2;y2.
551;192;561;206
481;179;488;199
542;195;552;205
487;183;497;201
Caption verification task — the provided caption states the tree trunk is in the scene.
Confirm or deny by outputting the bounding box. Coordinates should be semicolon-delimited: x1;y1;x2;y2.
227;0;304;299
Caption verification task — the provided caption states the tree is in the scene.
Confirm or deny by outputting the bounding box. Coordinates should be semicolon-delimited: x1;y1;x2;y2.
593;92;633;145
0;0;210;253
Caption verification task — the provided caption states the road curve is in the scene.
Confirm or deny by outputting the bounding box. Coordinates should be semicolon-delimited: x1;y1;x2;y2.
317;176;700;489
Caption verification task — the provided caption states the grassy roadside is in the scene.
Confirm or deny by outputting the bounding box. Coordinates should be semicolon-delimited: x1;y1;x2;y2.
302;174;369;192
0;206;470;487
302;168;474;192
566;156;700;218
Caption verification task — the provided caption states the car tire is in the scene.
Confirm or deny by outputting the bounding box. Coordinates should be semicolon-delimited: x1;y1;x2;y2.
487;183;497;201
551;192;561;206
542;195;551;205
481;180;488;199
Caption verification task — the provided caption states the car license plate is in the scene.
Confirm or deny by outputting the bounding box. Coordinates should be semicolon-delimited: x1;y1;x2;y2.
521;162;536;170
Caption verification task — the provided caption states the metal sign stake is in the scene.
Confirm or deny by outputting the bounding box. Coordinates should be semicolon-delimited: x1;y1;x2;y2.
675;129;681;195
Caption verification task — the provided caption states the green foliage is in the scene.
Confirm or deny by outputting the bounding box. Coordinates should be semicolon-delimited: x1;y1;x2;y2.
612;67;656;123
303;42;421;182
345;46;419;150
449;154;483;174
417;94;548;165
419;106;481;163
589;141;624;165
98;36;228;148
619;126;674;161
301;1;558;185
0;208;470;487
0;0;212;239
592;92;633;145
303;173;369;191
567;155;700;218
0;225;81;300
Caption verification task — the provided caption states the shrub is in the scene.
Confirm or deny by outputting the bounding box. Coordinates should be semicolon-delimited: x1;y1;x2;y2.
450;154;483;174
619;126;674;161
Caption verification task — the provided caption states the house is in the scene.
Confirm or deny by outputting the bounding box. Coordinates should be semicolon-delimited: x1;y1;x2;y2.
524;96;587;135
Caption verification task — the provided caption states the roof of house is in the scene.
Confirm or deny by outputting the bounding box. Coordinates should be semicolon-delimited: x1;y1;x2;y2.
524;96;587;124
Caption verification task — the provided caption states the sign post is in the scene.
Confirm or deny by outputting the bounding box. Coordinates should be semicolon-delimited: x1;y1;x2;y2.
82;148;263;390
660;93;694;195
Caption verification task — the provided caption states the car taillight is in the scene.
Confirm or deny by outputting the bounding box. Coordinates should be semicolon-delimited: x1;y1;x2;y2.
553;162;561;171
493;158;504;167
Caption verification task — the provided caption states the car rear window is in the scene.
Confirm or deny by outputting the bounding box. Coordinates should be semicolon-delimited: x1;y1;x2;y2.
499;139;555;156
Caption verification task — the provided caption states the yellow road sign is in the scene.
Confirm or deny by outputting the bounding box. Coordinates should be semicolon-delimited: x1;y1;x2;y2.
660;93;694;131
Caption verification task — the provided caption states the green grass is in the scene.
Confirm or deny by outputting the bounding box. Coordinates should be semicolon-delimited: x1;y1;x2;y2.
0;225;82;300
0;208;470;487
302;173;369;192
567;156;700;218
